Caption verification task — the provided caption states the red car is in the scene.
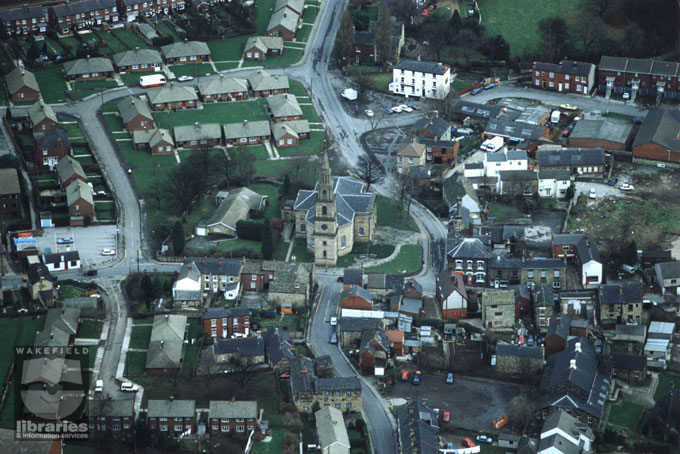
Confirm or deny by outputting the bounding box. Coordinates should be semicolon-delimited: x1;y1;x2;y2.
442;411;451;423
421;9;430;16
401;371;410;382
462;438;476;448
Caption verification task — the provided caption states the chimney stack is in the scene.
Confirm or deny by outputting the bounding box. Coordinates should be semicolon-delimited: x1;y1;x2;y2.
231;396;236;403
160;340;165;348
243;119;248;126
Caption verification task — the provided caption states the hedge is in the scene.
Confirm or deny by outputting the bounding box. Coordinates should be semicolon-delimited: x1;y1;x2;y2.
236;219;264;241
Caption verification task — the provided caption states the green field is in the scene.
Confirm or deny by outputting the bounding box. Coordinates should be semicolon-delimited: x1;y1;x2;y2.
376;195;419;231
242;47;304;67
215;238;261;252
365;244;423;274
654;373;680;402
130;324;152;349
170;63;214;77
488;201;524;221
35;66;68;103
76;319;103;339
111;28;149;49
209;35;250;61
153;99;269;129
94;29;128;53
607;400;646;432
125;351;147;376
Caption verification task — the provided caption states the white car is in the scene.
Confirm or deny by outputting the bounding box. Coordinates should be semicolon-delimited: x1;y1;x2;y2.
398;104;413;113
177;75;194;82
94;379;104;393
620;183;634;191
120;382;139;393
330;316;338;326
588;188;597;199
391;106;403;114
365;109;374;117
101;248;115;256
622;92;630;100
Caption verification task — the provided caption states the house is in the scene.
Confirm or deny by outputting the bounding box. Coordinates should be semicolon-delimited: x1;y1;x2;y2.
396;297;422;317
484;119;549;148
343;268;364;289
538;169;571;198
189;257;243;297
640;249;673;268
133;128;174;155
203;307;252;339
417;137;459;166
0;5;48;36
117;96;154;131
208;399;258;435
50;0;119;33
390;59;450;99
289;357;316;411
145;314;187;374
160;40;210;64
34;129;71;168
482;290;517;331
411;114;451;142
359;328;390;376
173;123;222;149
496;170;539;196
354;18;405;64
117;0;187;22
212;336;265;364
240;260;314;308
559;290;597;324
545;313;572;357
597;56;680;100
293;153;377;266
396;141;426;174
632;108;680;164
477;225;525;252
63;57;114;81
449;99;504;122
340;286;373;310
536;147;606;177
56;155;86;189
538;410;594;454
28;101;58;133
536;337;611;428
598;283;642;326
42;251;81;272
447;237;492;286
654;261;680;295
0;168;23;221
263;327;296;369
289;357;363;412
385;329;405;357
551;233;602;287
339;317;384;348
172;261;202;306
396;400;440;454
315;406;350;454
534;284;557;334
496;344;544;377
147;84;198;110
267;93;302;122
266;8;300;41
147;399;196;435
196;187;266;237
248;70;289;98
112;47;162;72
488;258;566;289
88;399;135;434
5;67;40;102
483;149;529;178
532;60;596;95
243;36;284;61
517;437;539;454
66;179;94;225
222;120;272;145
271;120;310;147
612;354;647;386
39;308;80;343
198;75;248;102
435;272;468;319
567;119;633;151
274;0;305;15
27;263;55;305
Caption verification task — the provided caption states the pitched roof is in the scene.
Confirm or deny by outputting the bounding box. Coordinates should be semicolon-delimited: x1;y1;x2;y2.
56;155;85;185
343;268;363;285
147;399;195;418
203;187;266;230
451;100;503;119
247;70;289;91
267;93;302;118
569;119;632;145
263;327;295;366
447;237;492;259
435;272;466;302
212;336;264;357
395;59;448;75
35;128;70;150
52;0;117;17
485;118;546;141
612;353;646;371
0;5;46;22
537;148;605;167
655;260;680;281
117;96;153;124
161;41;211;59
314;376;361;391
598;283;642;305
198;76;248;96
315;406;350;451
538;168;570;180
209;400;258;419
146;314;187;369
0;168;21;195
204;306;251;320
598;55;680;77
482;289;515;306
28;101;57;126
148;85;198;104
396;400;440;454
42;251;80;265
245;36;284;53
290;356;315;395
89;399;134;418
173;123;222;142
5;67;39;94
340;286;373;303
340;317;384;333
267;7;299;33
43;308;80;336
271;122;298;140
397;142;426;158
66;179;93;207
63;57;113;76
112;48;162;67
575;233;600;263
491;257;565;270
541;409;593;441
533;60;594;77
189;257;243;276
274;0;305;13
27;262;53;285
632;108;680;152
538;433;580;454
497;344;543;358
223;120;271;139
149;128;174;148
546;313;571;340
412;116;450;138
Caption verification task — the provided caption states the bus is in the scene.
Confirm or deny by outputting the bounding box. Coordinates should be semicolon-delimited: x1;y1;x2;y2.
139;74;167;88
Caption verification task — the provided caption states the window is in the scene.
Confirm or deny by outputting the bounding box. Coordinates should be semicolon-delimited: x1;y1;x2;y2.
211;319;216;327
300;223;305;232
211;329;216;337
174;425;182;431
346;403;352;409
548;81;554;88
236;425;245;432
455;260;463;270
549;72;554;78
359;227;365;236
341;236;347;248
236;418;244;422
335;403;341;409
160;425;168;431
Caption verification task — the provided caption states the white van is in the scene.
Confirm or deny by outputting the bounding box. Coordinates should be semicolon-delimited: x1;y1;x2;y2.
481;136;505;152
551;110;561;124
94;379;104;393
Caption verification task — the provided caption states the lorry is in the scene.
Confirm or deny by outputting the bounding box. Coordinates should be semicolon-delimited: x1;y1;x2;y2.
341;88;358;101
481;136;505;152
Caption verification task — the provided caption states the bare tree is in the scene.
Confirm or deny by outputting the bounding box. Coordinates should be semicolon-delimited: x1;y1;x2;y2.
231;147;256;186
510;389;536;431
356;155;384;191
150;165;164;209
394;172;417;224
336;9;355;66
587;0;616;18
226;355;259;387
570;14;607;60
391;0;418;26
355;72;373;101
375;4;394;64
367;110;387;131
456;29;481;68
437;91;458;120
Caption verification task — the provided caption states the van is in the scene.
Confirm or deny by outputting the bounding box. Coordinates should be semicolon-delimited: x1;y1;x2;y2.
94;380;103;393
551;110;561;124
84;268;97;277
481;136;504;152
329;330;337;344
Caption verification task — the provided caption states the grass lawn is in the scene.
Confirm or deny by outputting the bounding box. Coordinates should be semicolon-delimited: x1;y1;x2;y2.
479;445;509;454
478;0;584;57
94;29;128;53
117;140;177;166
58;36;81;56
76;319;103;339
103;99;123;113
216;238;261;252
59;285;86;299
252;428;298;454
35;66;68;103
302;5;318;22
129;325;152;350
183;195;215;236
111;28;149;49
290;238;314;262
248;183;281;219
59;121;84;139
277;130;324;157
253;158;300;179
488;201;524;221
152;99;269;129
300;104;320;123
607;400;646;432
288;80;308;97
367;72;392;92
256;0;277;34
181;318;203;378
365;244;422;274
264;48;305;67
215;62;239;71
170;63;214;78
87;346;98;369
95;203;116;221
654;373;680;402
209;35;250;61
132;165;173;198
75;155;95;166
376;195;419;231
125;351;147;376
259;313;300;332
241;144;269;160
105;113;126;132
120;71;157;86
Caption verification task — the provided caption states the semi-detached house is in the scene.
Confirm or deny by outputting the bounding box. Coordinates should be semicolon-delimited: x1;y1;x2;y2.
160;40;210;64
202;307;251;339
248;70;289;98
147;84;198;110
271;120;310;147
243;36;284;61
173;123;222;148
538;168;571;198
390;59;451;99
223;120;271;145
147;399;195;435
117;0;186;22
198;75;248;102
208;399;258;435
112;48;162;72
118;96;154;131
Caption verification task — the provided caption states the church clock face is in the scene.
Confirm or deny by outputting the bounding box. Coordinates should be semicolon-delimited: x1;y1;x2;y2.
321;224;328;230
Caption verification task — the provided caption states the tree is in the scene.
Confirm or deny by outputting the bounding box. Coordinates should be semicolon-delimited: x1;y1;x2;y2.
311;401;321;414
437;91;459;120
565;183;575;201
356;155;383;191
336;9;355;65
510;389;536;431
392;0;418;26
570;14;607;60
375;4;394;64
226;355;259;387
261;217;274;259
172;220;185;255
141;274;154;302
355;72;373;102
587;0;616;18
447;9;462;44
422;17;449;61
231;147;255;186
282;174;291;200
394;172;416;225
456;28;481;68
538;17;569;62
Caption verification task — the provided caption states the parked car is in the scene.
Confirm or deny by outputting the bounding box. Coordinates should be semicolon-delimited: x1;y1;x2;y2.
462;438;476;448
470;87;483;95
444;443;454;450
527;335;534;347
101;248;115;256
408;104;419;110
622;92;630;100
336;276;343;282
633;117;644;124
94;380;104;393
177;75;194;82
330;316;338;326
401;370;410;382
518;334;526;345
562;127;572;137
608;177;618;186
390;106;403;114
476;435;493;444
483;83;497;90
595;340;603;355
365;109;374;117
620;183;634;191
560;103;578;111
120;382;139;393
57;237;74;244
84;268;98;277
657;163;666;168
421;8;430;16
412;370;421;385
329;330;338;344
442;411;451;423
446;372;454;384
589;188;597;199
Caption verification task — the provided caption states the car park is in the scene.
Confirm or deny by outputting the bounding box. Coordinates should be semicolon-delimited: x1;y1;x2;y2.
620;183;634;191
57;237;74;244
120;382;139;393
469;87;483;95
399;104;414;113
560;104;578;111
476;435;493;444
408;104;419;110
462;438;476;448
101;248;115;256
177;75;194;82
442;411;451;423
446;372;454;384
390;106;403;114
365;109;374;117
589;188;597;199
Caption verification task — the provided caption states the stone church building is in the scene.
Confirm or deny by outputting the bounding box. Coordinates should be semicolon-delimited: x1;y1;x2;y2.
292;153;376;266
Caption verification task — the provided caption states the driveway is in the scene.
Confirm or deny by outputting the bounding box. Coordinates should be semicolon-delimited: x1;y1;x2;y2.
387;375;520;432
33;225;118;269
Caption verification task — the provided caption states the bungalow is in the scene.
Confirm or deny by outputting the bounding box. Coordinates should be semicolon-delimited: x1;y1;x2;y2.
266;8;300;41
208;399;258;435
198;75;248;102
537;168;571;198
568;119;633;151
435;271;468;319
133;128;174;154
112;47;162;72
28;101;59;133
118;96;154;131
160;40;211;64
654;261;680;295
63;57;114;81
267;93;302;122
536;146;606;176
243;36;284;61
145;314;187;375
340;286;373;311
212;336;265;364
147;399;195;435
223;120;271;146
147;84;198;110
0;5;48;36
5;67;40;102
173;122;222;149
195;187;267;237
396;141;426;174
34;128;71;168
42;251;81;272
66;180;94;225
248;70;289;98
56;155;86;189
271;120;310;147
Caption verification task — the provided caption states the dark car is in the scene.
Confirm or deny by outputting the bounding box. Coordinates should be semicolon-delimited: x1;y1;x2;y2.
470;87;483;95
483;83;497;90
608;177;618;186
633;117;644;124
336;276;343;283
412;371;421;385
84;268;97;277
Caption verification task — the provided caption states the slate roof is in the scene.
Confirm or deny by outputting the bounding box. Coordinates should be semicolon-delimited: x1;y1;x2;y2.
198;76;248;96
435;272;466;302
173;123;222;142
599;56;680;76
314;376;361;391
148;85;198;104
366;274;403;291
447;237;491;259
203;307;251;320
395;59;448;75
538;168;571;181
0;5;46;22
485;118;546;141
612;353;646;371
497;344;543;358
202;187;266;230
451;100;503;119
412;116;450;138
397;142;426;158
247;70;289;92
546;313;571;340
43;251;80;265
267;7;299;33
360;328;390;356
146;314;187;369
478;225;525;243
34;326;69;349
5;67;39;95
209;400;258;419
27;262;52;285
89;399;134;418
569;119;632;145
482;290;515;306
632;108;680;152
28;101;57;126
400;298;422;315
538;434;579;454
161;41;210;59
575;233;600;263
498;170;538;181
147;399;195;418
267;93;302;118
223;120;271;140
396;400;440;454
655;261;680;282
66;180;93;207
340;286;373;303
491;257;565;270
598;283;642;305
533;284;555;308
537;148;605;167
188;257;243;276
112;48;162;67
274;0;305;13
263;327;296;366
118;96;153;124
343;268;363;285
245;36;284;53
290;356;315;396
213;336;264;357
149;128;174;148
63;57;113;76
35;128;70;151
43;308;80;336
340;317;384;333
0;168;20;196
315;406;350;451
542;410;593;442
51;0;117;17
56;156;85;185
533;60;594;77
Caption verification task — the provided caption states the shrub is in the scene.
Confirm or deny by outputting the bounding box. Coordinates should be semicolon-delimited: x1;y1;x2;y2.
235;219;263;241
152;36;174;47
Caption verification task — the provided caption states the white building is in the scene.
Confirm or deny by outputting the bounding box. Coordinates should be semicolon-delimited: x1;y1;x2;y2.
463;162;484;178
389;59;450;99
539;410;594;454
538;168;571;198
483;149;528;177
315;406;350;454
172;262;202;303
42;251;81;272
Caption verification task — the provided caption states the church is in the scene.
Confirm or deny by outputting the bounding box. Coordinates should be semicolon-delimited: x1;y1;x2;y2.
292;153;377;266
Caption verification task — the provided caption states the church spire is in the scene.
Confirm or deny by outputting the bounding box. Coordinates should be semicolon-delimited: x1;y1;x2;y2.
318;151;334;201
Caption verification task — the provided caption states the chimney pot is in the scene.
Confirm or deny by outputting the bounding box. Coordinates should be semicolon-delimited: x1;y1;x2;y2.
243;119;248;126
135;46;139;51
165;314;169;321
569;359;577;369
231;396;236;403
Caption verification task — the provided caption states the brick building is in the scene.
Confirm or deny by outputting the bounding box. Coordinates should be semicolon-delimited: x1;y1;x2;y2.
208;399;258;435
0;168;23;221
34;129;71;168
202;307;251;339
5;67;40;102
532;60;596;95
118;96;154;131
63;57;114;81
632;108;680;164
0;5;48;36
147;399;196;435
597;56;680;100
567;119;633;151
88;399;135;434
339;286;373;310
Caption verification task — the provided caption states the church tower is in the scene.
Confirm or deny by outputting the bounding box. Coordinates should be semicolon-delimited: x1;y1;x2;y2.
314;152;338;266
